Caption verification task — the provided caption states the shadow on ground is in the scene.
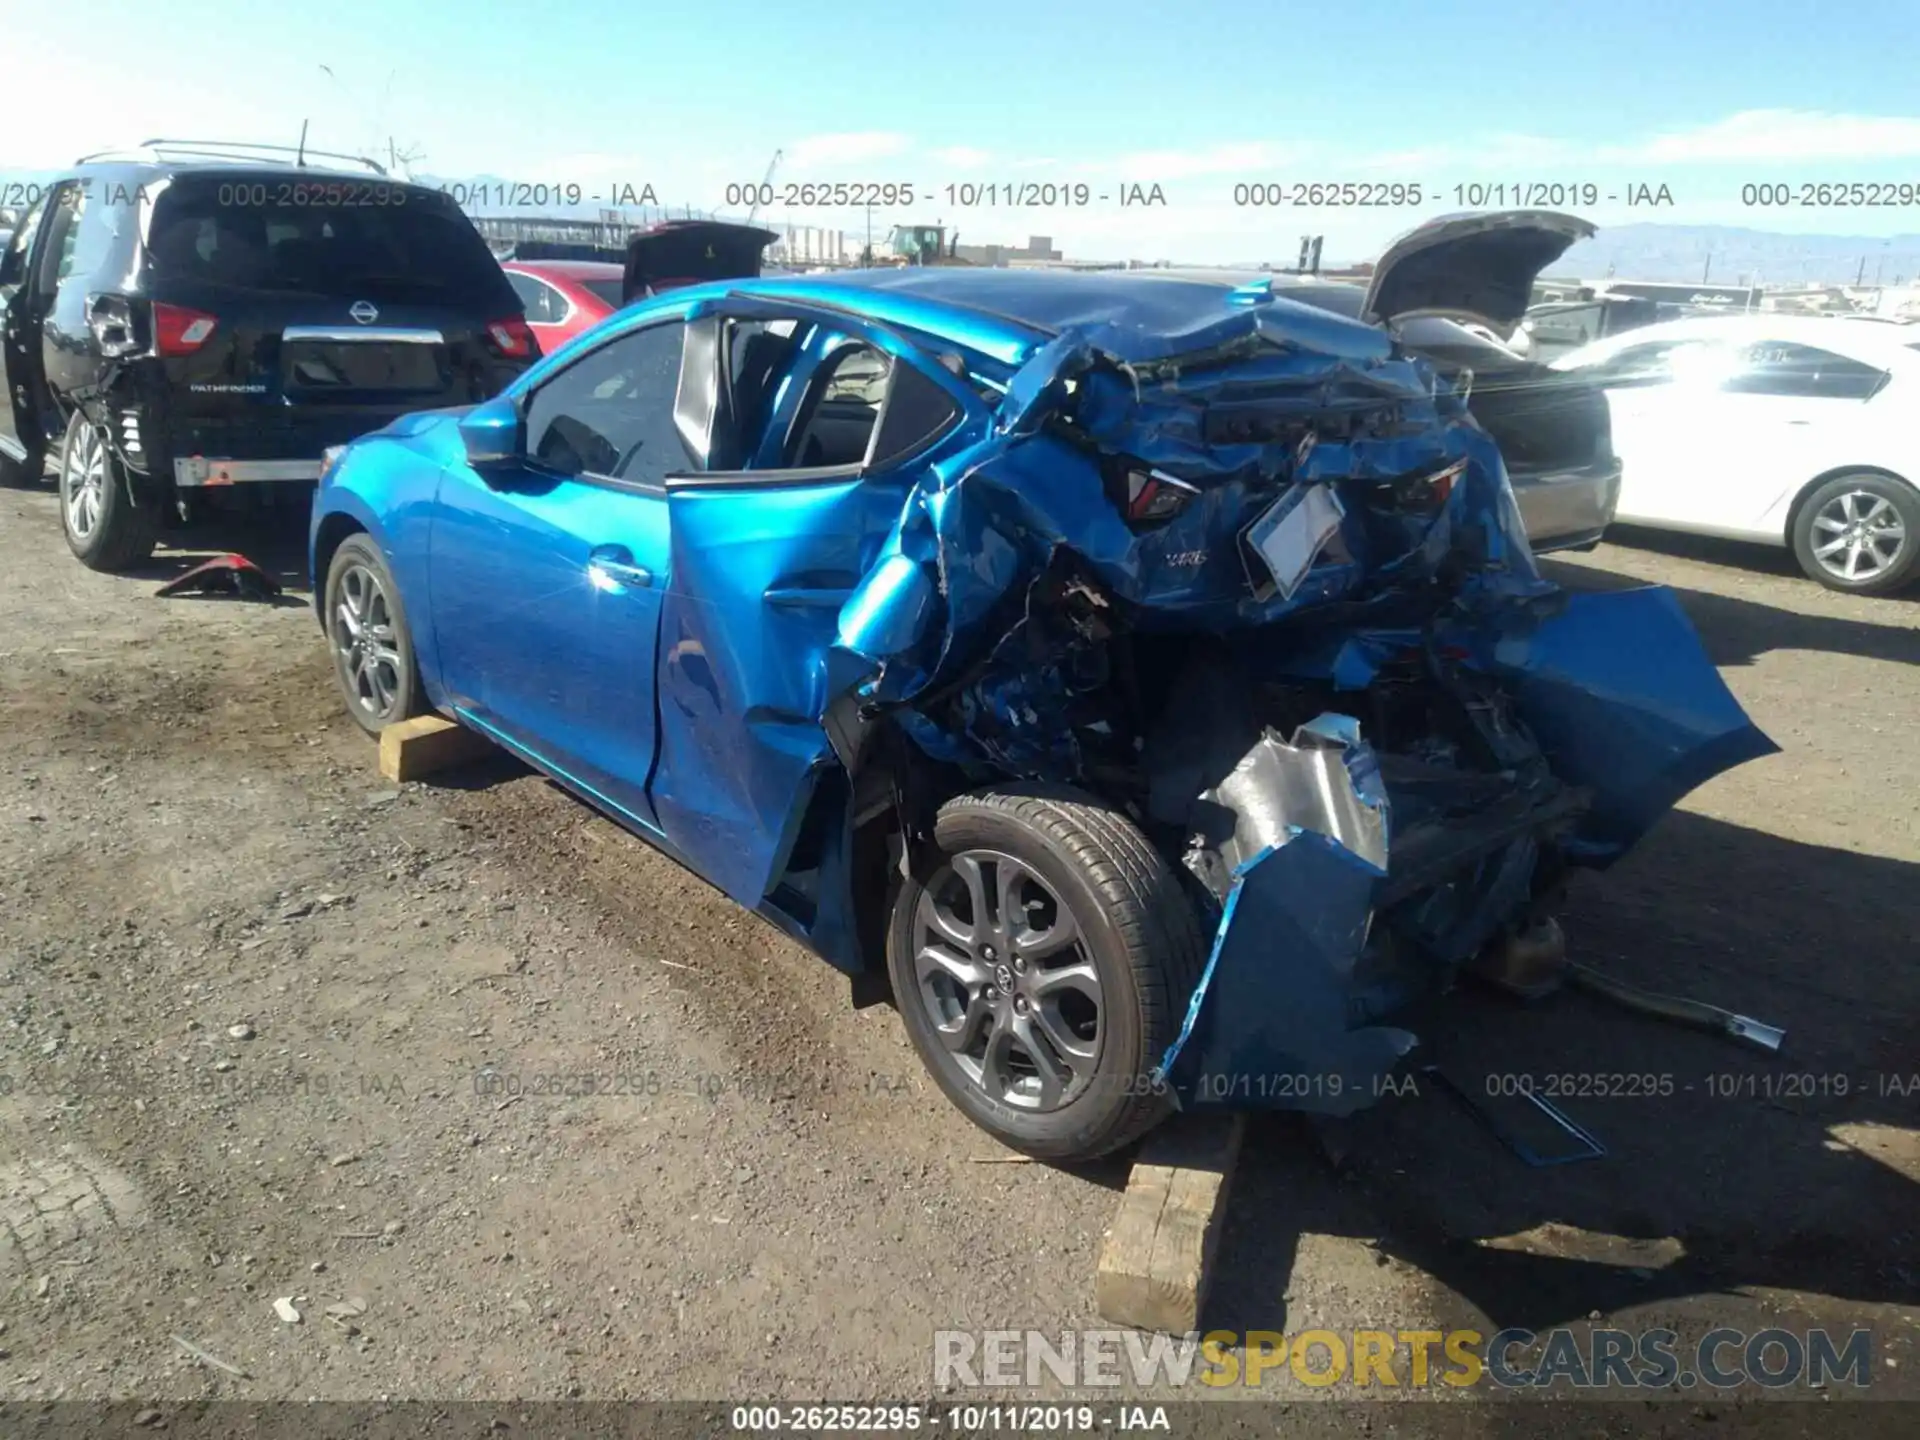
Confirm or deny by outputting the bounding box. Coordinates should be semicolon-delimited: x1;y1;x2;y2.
1542;552;1920;669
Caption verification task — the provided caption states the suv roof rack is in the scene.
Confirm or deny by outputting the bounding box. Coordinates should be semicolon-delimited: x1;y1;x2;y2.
73;139;389;177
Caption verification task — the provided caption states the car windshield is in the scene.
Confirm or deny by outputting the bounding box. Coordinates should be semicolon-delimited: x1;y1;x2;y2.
146;175;514;306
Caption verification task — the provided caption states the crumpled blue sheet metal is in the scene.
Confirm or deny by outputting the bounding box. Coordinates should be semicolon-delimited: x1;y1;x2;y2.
825;308;1773;1113
1153;714;1413;1116
839;308;1547;709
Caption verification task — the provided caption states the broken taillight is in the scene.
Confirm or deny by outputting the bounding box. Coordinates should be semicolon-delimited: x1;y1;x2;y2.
484;315;536;359
152;302;218;357
1370;458;1467;518
1108;459;1201;526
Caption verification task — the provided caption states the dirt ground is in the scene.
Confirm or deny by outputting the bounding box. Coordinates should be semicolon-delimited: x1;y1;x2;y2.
1;477;1917;1429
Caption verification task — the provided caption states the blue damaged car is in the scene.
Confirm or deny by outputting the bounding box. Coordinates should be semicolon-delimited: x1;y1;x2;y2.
309;211;1776;1161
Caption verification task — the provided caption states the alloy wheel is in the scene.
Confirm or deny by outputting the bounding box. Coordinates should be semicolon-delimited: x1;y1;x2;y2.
62;424;107;543
911;849;1103;1112
1810;488;1907;584
332;562;406;725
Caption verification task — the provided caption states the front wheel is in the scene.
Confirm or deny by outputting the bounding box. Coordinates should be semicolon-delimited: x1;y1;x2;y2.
886;785;1206;1162
323;533;427;736
1792;472;1920;595
59;412;156;571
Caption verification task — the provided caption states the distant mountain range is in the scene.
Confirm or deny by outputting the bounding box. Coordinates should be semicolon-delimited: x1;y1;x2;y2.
1551;224;1920;288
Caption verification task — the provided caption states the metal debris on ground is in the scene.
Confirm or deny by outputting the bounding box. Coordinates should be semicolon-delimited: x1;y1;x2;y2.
1423;1064;1607;1167
1566;962;1786;1052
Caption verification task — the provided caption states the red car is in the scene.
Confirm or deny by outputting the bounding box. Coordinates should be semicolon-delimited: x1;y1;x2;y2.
501;223;784;354
499;260;626;353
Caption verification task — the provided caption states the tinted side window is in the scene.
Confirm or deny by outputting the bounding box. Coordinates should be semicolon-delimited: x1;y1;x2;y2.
870;362;963;469
33;186;85;291
1725;342;1886;399
506;271;554;322
525;322;687;484
4;194;48;274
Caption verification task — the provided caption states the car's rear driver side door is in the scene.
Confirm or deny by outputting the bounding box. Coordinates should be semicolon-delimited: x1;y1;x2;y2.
649;299;976;915
427;312;688;829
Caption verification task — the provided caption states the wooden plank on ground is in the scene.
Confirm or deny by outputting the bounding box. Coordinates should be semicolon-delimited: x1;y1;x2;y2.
378;715;497;784
1095;1112;1247;1335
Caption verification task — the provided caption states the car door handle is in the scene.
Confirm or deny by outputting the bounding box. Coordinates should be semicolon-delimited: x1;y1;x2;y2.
587;544;652;588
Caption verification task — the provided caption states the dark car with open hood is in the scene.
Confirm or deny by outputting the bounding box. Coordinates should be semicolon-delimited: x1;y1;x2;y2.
1152;211;1622;553
0;140;538;571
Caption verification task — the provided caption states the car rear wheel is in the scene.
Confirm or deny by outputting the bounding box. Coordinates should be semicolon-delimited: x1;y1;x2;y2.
1792;472;1920;595
886;784;1206;1162
324;533;427;736
59;412;157;572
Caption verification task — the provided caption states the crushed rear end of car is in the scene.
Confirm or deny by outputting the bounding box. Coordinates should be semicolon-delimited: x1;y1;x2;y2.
827;285;1776;1115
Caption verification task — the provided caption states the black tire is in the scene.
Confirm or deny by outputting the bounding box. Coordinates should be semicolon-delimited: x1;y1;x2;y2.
323;532;428;737
58;412;156;572
886;783;1206;1162
1791;471;1920;596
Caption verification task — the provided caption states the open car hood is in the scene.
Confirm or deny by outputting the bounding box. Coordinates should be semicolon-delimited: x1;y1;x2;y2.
1362;210;1596;330
622;220;779;304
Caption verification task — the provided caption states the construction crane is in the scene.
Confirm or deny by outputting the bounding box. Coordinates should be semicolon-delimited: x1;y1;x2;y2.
747;149;782;224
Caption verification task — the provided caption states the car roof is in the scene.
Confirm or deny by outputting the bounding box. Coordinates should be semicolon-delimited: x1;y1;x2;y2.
647;265;1389;367
65;158;413;186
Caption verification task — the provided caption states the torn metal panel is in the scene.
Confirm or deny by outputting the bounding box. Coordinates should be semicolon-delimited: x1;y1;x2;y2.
1185;715;1390;898
1158;831;1416;1117
1153;714;1418;1114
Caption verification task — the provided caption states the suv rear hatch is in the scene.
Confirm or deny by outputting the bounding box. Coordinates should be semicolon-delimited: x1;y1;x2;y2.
137;173;533;473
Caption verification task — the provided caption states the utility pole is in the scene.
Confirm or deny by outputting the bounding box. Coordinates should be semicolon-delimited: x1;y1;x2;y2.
1701;249;1711;284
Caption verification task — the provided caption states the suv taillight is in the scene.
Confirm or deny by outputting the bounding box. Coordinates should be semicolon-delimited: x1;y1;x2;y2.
484;316;535;359
153;302;218;356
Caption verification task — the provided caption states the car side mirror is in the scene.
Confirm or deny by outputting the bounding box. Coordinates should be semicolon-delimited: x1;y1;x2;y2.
0;246;22;287
458;394;524;469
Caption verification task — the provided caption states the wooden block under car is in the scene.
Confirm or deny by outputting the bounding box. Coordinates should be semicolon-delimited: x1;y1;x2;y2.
377;714;498;783
1094;1113;1247;1335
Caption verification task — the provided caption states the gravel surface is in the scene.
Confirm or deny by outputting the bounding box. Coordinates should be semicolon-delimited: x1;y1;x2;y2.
1;488;1915;1425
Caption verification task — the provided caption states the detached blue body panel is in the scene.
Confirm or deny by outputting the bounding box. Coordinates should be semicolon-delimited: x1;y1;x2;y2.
310;263;1776;1119
1488;586;1781;859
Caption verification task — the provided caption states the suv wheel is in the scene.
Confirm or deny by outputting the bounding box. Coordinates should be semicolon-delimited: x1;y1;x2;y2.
886;784;1206;1162
1792;472;1920;595
324;533;427;736
59;412;157;572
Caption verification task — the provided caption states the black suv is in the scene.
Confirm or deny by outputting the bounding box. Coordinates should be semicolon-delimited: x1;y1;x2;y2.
0;141;537;570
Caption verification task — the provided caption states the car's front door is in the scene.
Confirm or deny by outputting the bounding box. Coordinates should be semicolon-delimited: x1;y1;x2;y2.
647;299;975;911
0;191;56;466
427;311;688;828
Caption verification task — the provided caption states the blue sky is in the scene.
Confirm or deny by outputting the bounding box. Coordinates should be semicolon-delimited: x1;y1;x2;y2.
5;0;1920;262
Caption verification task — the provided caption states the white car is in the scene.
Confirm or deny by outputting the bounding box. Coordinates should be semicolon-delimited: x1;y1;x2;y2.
1551;315;1920;593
